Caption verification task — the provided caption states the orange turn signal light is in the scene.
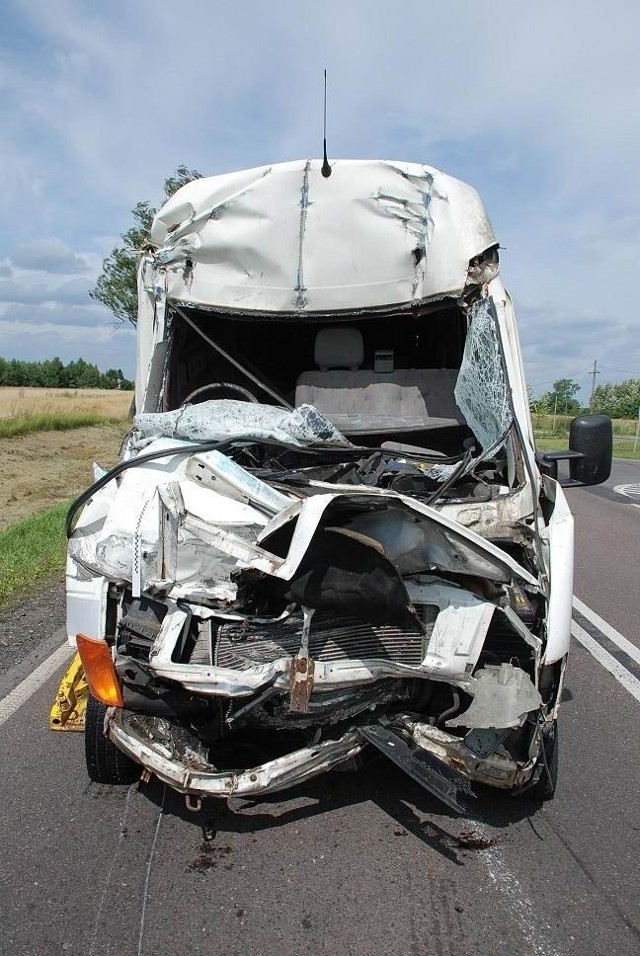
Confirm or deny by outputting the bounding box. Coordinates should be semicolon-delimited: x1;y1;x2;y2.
76;633;124;708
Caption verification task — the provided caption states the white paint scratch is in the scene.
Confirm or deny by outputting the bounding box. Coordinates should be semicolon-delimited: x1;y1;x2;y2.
480;829;561;956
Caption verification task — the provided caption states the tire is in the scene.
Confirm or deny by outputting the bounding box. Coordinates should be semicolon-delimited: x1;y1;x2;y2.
85;696;139;784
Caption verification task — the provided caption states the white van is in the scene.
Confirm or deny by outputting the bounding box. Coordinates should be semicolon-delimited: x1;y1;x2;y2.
65;159;612;811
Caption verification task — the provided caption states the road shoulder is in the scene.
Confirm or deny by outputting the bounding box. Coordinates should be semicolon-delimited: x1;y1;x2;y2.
0;578;66;689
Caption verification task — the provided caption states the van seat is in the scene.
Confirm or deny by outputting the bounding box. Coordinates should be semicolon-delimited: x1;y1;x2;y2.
295;328;465;435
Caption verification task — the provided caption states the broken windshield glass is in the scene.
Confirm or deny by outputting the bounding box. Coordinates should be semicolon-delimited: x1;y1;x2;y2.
454;297;513;453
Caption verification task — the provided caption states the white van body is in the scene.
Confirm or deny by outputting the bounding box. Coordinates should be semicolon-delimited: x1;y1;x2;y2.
67;159;577;807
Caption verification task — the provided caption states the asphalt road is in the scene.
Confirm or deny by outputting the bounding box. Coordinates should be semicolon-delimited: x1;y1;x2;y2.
1;461;639;956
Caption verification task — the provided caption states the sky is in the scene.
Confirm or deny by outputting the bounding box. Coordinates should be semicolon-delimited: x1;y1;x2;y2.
0;0;639;402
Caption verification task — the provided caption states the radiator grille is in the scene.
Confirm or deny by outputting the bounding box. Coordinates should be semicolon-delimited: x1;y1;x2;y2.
214;606;439;670
483;616;535;668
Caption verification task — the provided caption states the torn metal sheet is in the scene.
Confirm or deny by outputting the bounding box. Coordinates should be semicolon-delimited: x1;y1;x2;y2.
360;723;474;814
108;710;366;797
446;663;542;729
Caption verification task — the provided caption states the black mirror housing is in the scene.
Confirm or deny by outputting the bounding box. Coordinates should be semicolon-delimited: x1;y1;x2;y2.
568;414;613;485
537;414;613;486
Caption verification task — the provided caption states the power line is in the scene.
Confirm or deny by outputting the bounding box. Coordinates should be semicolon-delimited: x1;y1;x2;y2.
596;366;639;375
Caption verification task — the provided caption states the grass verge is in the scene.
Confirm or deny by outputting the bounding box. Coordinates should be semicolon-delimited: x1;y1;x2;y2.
535;435;640;459
0;412;127;439
0;501;69;605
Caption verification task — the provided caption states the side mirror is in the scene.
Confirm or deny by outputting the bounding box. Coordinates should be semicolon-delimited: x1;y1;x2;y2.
537;414;612;487
568;414;612;485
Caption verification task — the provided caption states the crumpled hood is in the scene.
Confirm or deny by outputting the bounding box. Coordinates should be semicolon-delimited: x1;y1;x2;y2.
68;432;539;606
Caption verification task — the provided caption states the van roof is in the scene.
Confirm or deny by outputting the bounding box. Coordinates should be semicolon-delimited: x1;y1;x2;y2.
150;159;497;314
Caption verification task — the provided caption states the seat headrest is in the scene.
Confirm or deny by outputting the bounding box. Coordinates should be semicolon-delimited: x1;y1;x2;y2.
314;327;364;370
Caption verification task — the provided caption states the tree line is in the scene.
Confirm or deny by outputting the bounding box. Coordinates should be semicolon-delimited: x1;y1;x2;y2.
531;377;640;419
0;357;133;390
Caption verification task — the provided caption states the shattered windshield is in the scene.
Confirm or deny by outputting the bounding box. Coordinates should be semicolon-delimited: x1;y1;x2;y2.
454;297;513;453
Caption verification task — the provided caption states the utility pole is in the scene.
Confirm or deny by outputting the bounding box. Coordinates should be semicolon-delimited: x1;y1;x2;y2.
589;359;599;411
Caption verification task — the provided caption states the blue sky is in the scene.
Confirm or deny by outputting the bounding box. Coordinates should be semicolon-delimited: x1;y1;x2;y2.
1;0;639;401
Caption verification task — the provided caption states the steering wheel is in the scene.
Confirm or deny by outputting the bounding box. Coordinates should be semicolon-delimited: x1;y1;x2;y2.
180;382;260;406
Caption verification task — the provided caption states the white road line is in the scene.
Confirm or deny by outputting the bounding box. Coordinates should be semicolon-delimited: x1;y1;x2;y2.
0;642;73;728
573;596;640;668
571;621;640;703
612;482;640;501
481;834;561;956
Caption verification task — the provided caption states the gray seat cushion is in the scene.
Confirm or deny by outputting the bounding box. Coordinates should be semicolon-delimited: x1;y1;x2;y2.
295;369;465;434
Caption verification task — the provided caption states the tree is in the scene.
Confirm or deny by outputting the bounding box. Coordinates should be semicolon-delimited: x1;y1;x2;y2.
533;378;581;416
592;379;640;419
66;358;102;388
90;164;203;326
41;357;67;387
0;356;134;388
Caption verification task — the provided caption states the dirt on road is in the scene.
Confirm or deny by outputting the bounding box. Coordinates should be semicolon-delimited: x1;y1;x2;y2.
1;423;126;529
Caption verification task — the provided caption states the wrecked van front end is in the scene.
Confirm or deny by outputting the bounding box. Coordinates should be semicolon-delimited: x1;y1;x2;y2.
66;159;574;809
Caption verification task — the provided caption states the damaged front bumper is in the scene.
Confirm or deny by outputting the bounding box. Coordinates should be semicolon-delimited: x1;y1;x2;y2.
108;710;365;797
106;707;537;802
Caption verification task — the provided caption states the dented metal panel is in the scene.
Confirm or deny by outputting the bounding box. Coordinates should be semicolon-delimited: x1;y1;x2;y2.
149;159;495;314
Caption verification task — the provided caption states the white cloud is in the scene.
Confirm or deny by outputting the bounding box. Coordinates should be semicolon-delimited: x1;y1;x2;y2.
0;302;111;326
1;0;639;391
0;275;93;305
11;237;89;273
0;319;136;376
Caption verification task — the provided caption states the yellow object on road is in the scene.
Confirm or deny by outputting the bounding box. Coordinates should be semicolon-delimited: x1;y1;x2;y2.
49;653;88;731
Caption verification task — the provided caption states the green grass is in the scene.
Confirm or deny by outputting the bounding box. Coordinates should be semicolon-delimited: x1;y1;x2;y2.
0;412;127;439
0;501;70;604
533;414;639;460
532;413;639;439
534;435;640;460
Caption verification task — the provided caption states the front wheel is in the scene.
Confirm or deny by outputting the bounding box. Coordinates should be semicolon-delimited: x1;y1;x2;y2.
85;696;139;784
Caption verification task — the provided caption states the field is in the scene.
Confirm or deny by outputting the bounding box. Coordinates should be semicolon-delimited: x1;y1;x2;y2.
0;388;131;603
0;386;132;437
532;412;640;459
1;423;127;530
0;386;133;419
531;412;639;438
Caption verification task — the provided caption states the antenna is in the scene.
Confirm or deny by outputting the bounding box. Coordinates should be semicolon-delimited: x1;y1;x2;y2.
321;69;332;178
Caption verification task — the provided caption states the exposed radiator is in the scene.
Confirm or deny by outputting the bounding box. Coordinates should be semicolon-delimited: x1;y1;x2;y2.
483;615;535;668
214;606;439;670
